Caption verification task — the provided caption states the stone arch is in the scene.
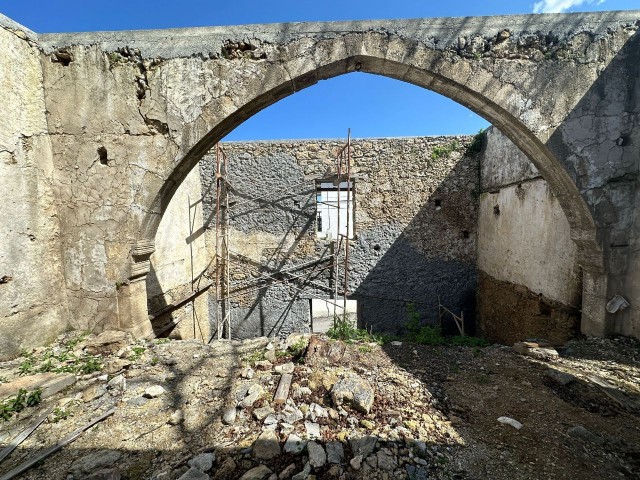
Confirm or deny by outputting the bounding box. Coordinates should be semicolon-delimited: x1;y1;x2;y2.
133;33;604;337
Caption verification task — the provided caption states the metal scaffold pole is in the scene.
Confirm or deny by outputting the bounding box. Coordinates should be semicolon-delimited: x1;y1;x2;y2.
214;144;232;340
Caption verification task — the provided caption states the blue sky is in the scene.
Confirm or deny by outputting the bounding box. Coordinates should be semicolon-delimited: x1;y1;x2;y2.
2;0;638;140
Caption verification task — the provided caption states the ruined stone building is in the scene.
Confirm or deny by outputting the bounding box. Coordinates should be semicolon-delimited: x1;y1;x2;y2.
1;10;639;358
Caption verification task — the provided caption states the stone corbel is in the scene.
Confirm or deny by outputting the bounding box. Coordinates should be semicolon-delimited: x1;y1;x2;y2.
129;239;155;280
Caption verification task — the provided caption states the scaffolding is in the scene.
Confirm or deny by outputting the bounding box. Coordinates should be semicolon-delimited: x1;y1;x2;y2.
209;130;354;340
213;144;231;340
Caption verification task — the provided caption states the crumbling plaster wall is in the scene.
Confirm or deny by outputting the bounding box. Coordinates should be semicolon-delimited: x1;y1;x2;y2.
31;11;639;341
477;128;581;344
0;11;638;355
0;17;70;359
200;137;479;338
147;167;210;340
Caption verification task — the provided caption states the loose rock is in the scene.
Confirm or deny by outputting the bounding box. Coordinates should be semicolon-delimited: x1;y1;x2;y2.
239;465;273;480
331;374;375;413
144;385;166;398
253;429;281;459
188;452;215;471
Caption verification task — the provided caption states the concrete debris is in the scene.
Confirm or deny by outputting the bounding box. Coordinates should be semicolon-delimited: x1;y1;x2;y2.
513;341;559;360
143;385;166;398
497;416;523;430
606;294;630;313
0;333;637;479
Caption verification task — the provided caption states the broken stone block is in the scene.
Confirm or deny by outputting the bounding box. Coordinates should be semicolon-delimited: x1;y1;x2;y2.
178;467;210;480
68;450;122;479
84;331;130;355
350;436;378;457
143;385;166;398
283;433;306;454
331;374;374;413
239;465;272;480
253;405;275;421
241;383;265;408
83;383;107;402
188;452;215;472
252;429;281;459
85;469;121;480
222;407;237;425
326;441;344;464
513;342;559;360
0;372;76;400
274;362;295;374
545;369;576;386
308;441;327;468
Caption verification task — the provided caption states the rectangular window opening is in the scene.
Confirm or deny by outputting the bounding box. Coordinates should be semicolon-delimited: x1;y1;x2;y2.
315;178;355;240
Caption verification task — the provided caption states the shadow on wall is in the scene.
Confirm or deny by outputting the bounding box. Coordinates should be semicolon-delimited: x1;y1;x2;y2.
544;27;640;339
351;156;478;337
198;139;480;340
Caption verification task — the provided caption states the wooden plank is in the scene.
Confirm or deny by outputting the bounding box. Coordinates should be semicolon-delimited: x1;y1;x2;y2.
0;408;115;480
273;373;293;405
0;406;54;464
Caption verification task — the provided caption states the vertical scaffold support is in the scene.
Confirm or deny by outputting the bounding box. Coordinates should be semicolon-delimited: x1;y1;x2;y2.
214;144;231;340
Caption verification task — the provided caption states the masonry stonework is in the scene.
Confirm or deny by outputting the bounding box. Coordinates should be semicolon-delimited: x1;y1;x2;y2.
198;137;479;338
1;10;640;356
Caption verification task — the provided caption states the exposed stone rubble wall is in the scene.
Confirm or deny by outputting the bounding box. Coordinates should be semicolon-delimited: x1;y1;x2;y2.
477;128;581;343
199;137;479;337
0;16;70;359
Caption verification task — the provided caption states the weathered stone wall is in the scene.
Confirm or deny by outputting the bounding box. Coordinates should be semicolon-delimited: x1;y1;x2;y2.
147;167;210;340
477;128;581;344
200;137;479;338
1;11;640;355
0;16;70;359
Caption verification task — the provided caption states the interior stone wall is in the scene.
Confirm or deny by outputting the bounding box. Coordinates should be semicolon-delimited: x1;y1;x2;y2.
0;18;70;359
477;128;582;344
147;167;210;341
200;136;480;338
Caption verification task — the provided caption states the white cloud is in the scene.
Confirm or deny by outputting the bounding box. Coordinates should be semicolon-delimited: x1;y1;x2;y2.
533;0;606;14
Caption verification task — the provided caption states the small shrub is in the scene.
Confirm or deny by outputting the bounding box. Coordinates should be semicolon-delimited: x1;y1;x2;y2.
430;141;460;160
466;128;487;156
328;314;383;344
76;356;103;374
447;335;489;347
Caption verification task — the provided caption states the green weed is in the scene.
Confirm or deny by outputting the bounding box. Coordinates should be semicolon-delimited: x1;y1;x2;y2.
129;345;146;362
327;315;383;344
52;407;72;423
431;141;460;160
0;388;42;421
466;128;486;156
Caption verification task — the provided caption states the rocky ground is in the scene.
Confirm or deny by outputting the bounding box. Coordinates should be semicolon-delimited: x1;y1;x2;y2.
0;331;639;480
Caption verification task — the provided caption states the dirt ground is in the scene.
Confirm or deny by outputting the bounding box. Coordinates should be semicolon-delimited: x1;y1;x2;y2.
382;336;640;479
0;333;638;480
